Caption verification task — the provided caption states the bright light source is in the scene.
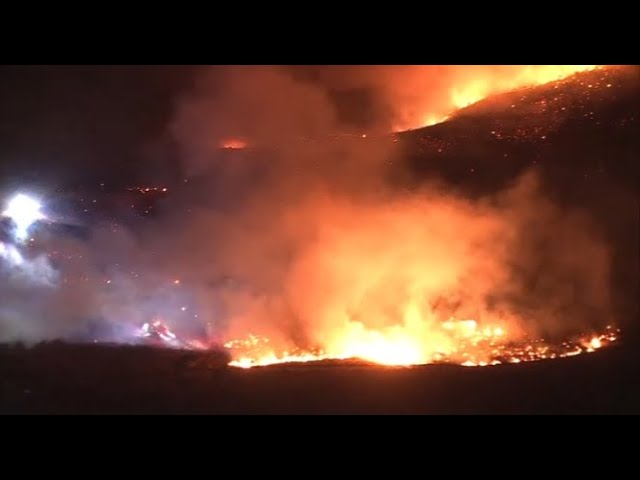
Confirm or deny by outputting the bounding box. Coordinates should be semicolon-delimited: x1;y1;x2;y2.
3;194;45;241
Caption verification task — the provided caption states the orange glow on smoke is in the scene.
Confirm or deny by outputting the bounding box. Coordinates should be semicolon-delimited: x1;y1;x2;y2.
392;65;600;131
165;66;622;370
217;189;616;369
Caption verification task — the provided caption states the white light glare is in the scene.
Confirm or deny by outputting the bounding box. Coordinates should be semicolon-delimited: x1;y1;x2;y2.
3;194;45;241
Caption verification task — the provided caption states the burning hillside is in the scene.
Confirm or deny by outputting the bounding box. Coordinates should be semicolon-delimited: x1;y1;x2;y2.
391;65;601;130
1;65;636;378
178;67;627;370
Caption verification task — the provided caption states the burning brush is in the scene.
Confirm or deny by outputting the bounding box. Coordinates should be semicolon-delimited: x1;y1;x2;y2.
137;320;182;347
223;325;620;369
135;320;208;351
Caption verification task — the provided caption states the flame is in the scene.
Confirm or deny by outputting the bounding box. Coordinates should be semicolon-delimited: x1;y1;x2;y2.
225;325;619;369
166;65;618;368
589;337;602;349
215;187;616;369
393;65;600;131
221;139;247;150
419;114;449;128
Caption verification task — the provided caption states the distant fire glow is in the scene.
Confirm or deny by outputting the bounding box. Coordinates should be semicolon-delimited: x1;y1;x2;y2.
2;193;45;241
221;139;247;150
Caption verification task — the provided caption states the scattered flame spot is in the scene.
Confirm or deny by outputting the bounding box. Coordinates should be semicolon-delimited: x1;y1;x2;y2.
222;324;620;369
221;139;247;150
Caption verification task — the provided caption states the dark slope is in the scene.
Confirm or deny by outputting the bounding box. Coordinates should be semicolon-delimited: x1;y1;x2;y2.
396;65;638;340
1;341;638;414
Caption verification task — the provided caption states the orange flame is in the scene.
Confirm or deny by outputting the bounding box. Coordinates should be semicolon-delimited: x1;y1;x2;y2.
393;65;600;131
218;189;616;369
225;327;618;369
221;139;247;150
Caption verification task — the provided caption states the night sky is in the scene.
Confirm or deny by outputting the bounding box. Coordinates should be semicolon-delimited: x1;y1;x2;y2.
0;65;377;190
0;65;199;187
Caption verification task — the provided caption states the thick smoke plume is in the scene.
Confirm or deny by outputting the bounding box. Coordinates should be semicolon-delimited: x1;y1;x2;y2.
165;66;612;351
0;66;614;356
289;65;598;131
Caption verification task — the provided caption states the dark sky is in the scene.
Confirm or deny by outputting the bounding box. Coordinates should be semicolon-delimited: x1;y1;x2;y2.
0;65;199;188
0;65;380;191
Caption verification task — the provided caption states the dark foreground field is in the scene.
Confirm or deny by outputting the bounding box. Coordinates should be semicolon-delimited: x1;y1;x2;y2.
1;342;639;414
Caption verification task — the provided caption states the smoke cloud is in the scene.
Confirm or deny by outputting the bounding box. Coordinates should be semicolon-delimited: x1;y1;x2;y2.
0;66;616;359
288;65;598;131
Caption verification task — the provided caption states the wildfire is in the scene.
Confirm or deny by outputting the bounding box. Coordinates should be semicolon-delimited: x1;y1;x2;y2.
224;335;335;368
214;178;616;369
393;65;601;131
133;66;624;372
224;324;619;369
138;320;179;344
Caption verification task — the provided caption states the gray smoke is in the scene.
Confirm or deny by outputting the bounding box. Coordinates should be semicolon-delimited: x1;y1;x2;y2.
0;66;617;350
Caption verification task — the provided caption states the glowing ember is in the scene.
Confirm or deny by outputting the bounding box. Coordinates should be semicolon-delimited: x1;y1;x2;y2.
127;186;169;194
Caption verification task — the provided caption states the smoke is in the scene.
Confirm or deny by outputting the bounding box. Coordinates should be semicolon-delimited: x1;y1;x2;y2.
166;171;610;353
161;66;612;354
285;65;598;131
0;66;615;356
0;236;96;343
172;66;600;138
171;66;337;170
